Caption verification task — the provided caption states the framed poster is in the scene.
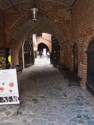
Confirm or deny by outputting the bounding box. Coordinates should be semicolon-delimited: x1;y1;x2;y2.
0;69;20;105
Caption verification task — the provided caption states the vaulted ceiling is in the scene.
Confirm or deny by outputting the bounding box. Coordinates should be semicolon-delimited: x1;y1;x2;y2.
0;0;75;10
0;0;75;50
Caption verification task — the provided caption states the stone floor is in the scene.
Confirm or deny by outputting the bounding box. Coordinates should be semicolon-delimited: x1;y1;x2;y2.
0;57;94;125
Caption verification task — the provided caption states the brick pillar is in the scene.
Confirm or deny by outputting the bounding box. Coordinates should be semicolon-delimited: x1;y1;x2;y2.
60;49;64;64
71;51;74;71
11;49;19;67
80;51;87;89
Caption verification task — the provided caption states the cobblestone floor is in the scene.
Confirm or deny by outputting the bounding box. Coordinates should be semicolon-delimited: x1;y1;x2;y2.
0;57;94;125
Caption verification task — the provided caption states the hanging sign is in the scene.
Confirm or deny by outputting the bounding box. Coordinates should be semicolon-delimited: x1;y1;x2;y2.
0;69;20;105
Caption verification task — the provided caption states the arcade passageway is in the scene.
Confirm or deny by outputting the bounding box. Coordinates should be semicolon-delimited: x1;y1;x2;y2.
0;58;94;125
1;0;94;124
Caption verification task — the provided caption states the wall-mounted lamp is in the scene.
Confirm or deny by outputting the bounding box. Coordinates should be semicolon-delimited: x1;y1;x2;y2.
30;0;39;21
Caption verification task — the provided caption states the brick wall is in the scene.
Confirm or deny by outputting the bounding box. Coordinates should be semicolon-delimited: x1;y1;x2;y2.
72;0;94;88
0;10;5;47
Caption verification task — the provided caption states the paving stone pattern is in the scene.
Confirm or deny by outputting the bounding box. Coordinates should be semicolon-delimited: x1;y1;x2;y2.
0;58;94;125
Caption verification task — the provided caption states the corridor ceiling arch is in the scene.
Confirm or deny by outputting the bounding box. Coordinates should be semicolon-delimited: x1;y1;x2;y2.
10;17;67;52
38;43;49;53
4;1;71;49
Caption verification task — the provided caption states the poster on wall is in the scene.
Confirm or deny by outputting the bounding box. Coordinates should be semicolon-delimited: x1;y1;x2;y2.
0;69;20;105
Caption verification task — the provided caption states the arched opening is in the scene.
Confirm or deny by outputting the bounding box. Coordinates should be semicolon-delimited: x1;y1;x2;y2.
15;34;51;69
73;43;78;74
9;15;70;67
87;40;94;92
38;43;49;58
17;33;61;68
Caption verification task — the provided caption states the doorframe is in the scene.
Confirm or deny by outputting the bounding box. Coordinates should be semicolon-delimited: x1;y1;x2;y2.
87;40;94;93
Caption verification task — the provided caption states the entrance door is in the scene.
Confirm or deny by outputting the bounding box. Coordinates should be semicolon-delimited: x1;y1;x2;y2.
23;37;34;67
51;36;60;67
38;43;49;58
73;43;78;74
87;40;94;91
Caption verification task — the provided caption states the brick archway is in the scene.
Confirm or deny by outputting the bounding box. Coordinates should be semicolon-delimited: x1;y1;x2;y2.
79;36;94;89
5;2;72;68
37;37;51;52
10;17;70;67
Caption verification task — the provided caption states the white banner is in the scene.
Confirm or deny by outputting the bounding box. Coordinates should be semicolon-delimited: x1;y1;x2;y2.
0;69;20;105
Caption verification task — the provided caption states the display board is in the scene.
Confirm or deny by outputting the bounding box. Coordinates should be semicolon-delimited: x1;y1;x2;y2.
0;69;20;105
